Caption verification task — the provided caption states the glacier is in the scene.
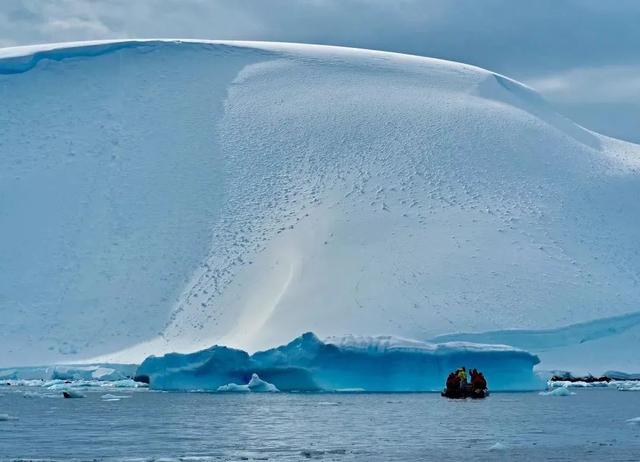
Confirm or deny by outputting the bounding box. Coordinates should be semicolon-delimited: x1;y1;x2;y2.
1;39;640;373
135;332;541;392
431;311;640;375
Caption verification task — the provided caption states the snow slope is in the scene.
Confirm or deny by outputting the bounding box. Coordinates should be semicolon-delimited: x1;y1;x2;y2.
1;40;639;368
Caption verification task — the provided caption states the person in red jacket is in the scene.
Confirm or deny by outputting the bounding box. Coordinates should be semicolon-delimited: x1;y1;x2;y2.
471;370;487;390
446;372;459;390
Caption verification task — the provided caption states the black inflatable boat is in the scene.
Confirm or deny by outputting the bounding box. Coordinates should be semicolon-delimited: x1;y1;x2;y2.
441;384;489;399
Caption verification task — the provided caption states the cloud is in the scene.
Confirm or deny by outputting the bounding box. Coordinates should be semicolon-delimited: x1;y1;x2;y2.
40;17;112;36
1;1;639;73
0;0;639;142
527;66;640;104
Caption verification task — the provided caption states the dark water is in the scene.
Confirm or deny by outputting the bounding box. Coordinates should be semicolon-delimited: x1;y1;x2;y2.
1;387;639;461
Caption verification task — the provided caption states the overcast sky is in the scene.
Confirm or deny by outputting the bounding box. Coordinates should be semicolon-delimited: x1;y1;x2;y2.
2;0;639;142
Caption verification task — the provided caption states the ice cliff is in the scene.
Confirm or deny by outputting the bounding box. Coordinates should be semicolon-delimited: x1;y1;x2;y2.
135;332;541;392
1;40;639;372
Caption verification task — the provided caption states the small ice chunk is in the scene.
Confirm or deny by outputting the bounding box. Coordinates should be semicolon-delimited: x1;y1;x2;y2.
62;389;85;398
216;382;251;392
540;387;575;396
626;417;640;425
108;379;147;388
488;442;507;451
217;373;278;392
246;373;278;392
0;414;17;421
101;394;130;399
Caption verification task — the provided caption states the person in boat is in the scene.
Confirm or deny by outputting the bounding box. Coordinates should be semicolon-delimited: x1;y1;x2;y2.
472;371;487;390
446;372;459;390
457;367;467;390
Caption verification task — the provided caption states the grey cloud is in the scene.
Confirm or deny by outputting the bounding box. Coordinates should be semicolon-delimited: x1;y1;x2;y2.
1;0;639;142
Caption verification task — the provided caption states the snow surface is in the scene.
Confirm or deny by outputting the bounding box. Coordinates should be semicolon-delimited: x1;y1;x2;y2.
136;332;541;392
1;39;640;369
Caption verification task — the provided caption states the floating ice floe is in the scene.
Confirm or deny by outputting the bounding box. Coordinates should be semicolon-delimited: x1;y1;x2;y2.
23;391;58;399
2;377;147;390
488;442;507;451
539;387;575;397
0;413;17;421
0;364;137;382
217;373;279;392
62;389;85;398
548;380;640;391
101;394;131;399
616;382;640;392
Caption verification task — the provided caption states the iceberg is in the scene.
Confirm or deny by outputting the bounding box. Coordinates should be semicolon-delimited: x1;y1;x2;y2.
136;332;542;392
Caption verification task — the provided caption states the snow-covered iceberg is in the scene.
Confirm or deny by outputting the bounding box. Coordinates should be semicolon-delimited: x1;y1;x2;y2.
136;332;542;392
2;40;640;371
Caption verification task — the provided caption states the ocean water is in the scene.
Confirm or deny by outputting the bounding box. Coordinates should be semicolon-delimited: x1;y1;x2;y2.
0;387;639;461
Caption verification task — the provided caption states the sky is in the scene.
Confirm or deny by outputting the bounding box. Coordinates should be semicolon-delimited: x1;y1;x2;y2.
1;0;639;142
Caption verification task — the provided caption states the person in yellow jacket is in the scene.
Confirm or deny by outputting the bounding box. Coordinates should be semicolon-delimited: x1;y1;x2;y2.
457;367;467;390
